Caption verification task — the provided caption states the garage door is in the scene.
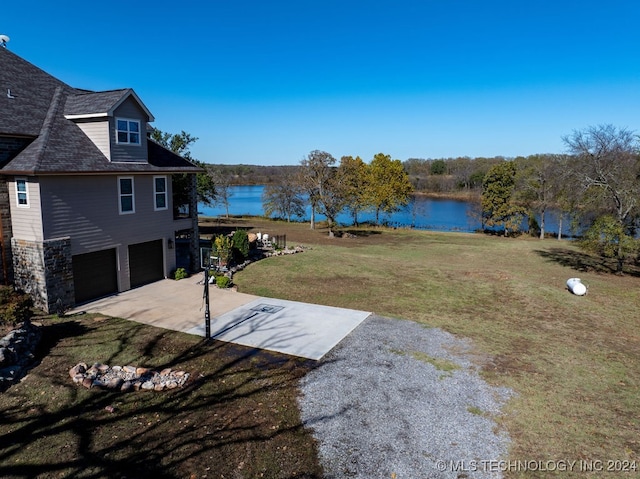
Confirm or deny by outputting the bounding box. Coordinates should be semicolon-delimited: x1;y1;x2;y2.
129;239;164;288
72;248;118;304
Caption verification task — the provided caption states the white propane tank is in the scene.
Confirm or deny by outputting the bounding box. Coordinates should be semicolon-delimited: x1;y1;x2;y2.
566;278;587;296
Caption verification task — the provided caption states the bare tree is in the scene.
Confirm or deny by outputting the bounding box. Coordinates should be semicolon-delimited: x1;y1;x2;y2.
563;124;640;271
205;165;233;218
299;150;336;230
262;174;305;222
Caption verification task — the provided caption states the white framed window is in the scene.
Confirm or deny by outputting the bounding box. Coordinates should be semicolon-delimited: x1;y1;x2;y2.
116;118;141;145
15;178;29;207
118;176;135;214
154;176;168;211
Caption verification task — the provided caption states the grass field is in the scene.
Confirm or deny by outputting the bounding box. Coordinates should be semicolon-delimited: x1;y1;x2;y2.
222;217;640;478
1;216;638;478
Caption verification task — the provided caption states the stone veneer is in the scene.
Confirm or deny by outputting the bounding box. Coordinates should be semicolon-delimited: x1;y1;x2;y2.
11;237;74;313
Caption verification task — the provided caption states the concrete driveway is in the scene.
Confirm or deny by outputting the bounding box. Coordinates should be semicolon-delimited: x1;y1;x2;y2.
72;278;370;360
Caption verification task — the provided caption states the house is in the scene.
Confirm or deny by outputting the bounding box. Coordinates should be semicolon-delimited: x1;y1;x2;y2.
0;46;203;313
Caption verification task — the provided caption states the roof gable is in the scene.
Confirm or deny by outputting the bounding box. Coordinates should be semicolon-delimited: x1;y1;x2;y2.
64;89;155;121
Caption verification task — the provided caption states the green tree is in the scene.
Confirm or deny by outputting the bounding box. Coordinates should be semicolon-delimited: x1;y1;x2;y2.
430;159;446;175
366;153;413;225
514;154;565;239
563;124;640;271
150;128;216;208
580;215;638;271
231;229;250;263
262;175;306;222
481;161;527;235
338;155;369;226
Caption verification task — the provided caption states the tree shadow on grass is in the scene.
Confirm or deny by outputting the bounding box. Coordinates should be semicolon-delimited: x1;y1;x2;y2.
535;247;640;277
0;316;323;479
338;228;382;238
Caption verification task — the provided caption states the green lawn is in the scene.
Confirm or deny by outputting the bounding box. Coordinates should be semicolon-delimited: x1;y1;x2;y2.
1;219;638;478
233;225;640;478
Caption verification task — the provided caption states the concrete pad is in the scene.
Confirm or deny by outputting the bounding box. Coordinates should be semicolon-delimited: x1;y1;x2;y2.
72;278;371;360
72;278;259;333
186;297;371;360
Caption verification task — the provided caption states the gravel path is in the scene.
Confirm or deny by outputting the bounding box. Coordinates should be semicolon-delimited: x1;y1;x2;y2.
298;315;513;479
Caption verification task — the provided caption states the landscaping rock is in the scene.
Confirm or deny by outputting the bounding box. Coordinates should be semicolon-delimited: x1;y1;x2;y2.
0;321;42;390
69;362;190;392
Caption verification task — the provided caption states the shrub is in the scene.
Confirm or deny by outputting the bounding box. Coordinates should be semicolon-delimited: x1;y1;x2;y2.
0;286;33;326
213;234;232;265
173;268;189;280
216;275;232;289
231;229;249;262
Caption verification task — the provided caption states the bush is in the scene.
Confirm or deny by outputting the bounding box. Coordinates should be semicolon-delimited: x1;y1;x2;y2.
0;286;33;326
232;229;249;262
213;234;232;265
173;268;189;280
216;275;232;289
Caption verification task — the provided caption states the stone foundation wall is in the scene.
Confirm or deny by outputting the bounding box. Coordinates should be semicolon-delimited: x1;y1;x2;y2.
11;237;74;313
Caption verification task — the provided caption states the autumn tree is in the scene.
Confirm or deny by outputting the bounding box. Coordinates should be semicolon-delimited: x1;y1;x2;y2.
366;153;413;225
563;124;640;271
338;155;369;226
481;161;527;235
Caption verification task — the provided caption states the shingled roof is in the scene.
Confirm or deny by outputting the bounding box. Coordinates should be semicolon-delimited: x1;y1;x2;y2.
0;47;201;175
65;89;155;121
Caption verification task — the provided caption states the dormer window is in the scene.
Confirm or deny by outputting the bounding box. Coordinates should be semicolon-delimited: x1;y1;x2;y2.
116;118;141;145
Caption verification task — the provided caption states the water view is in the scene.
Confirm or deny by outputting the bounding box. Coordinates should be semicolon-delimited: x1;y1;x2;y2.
199;185;570;235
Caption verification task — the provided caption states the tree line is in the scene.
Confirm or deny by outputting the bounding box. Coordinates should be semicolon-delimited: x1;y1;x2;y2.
262;151;413;235
480;125;639;272
153;124;640;273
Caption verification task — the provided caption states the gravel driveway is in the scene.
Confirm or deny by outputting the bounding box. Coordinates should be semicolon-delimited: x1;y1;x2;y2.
298;315;513;479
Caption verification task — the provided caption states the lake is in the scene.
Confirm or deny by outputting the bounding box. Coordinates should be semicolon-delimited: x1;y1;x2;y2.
199;185;570;235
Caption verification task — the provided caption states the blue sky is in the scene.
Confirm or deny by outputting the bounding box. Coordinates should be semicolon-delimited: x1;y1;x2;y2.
4;1;640;165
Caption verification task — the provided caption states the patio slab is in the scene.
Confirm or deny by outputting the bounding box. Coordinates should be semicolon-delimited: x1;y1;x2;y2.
186;297;371;360
72;278;370;360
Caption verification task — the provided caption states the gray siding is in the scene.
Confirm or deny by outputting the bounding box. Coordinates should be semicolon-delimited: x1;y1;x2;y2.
9;177;44;241
109;98;149;163
39;175;177;290
75;119;110;159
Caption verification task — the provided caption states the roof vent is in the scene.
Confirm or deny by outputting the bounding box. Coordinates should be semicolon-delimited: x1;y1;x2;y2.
0;34;9;48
